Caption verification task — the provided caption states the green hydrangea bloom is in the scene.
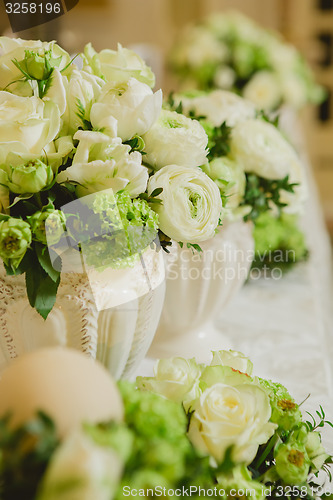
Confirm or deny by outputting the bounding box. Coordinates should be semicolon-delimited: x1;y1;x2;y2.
218;465;266;500
259;378;302;431
115;382;214;493
82;191;159;271
252;213;308;271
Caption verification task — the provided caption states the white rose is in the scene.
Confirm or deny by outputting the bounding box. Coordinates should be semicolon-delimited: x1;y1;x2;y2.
0;36;72;95
148;164;222;243
0;92;60;163
211;350;253;376
57;131;148;198
230;119;301;180
60;69;105;135
188;382;277;464
137;357;202;410
90;77;162;141
175;90;256;128
243;71;281;111
38;430;122;500
83;42;156;87
143;110;208;170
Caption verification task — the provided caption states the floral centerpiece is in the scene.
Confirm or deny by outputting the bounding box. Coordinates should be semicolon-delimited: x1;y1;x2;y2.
0;37;223;376
166;90;309;275
1;350;331;499
169;11;325;112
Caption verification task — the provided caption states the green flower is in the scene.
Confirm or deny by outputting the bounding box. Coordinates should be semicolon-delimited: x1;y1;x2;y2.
259;378;302;431
0;217;31;269
4;159;53;194
305;432;330;472
28;209;66;246
275;442;310;485
202;157;246;209
15;49;63;81
82;191;159;271
218;465;266;500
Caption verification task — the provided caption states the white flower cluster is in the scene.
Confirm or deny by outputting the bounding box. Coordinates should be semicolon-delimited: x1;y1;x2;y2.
137;350;277;465
173;90;307;217
0;36;223;245
170;11;324;111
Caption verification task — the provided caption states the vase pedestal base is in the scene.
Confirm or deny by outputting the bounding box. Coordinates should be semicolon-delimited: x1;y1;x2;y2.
149;321;233;364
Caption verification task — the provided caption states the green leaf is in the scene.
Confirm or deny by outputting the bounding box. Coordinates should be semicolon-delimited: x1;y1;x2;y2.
25;255;60;319
35;242;61;282
150;187;163;198
8;193;34;209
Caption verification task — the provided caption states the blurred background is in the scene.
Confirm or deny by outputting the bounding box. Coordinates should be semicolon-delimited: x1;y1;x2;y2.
0;0;332;236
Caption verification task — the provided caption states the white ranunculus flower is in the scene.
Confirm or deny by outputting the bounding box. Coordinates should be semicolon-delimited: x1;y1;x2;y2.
171;25;228;69
279;74;307;110
0;36;72;94
175;91;256;128
137;357;202;409
143;110;208;170
188;382;277;464
83;42;156;87
90;77;162;141
211;350;253;376
61;69;105;135
38;430;122;500
148;164;222;243
0;92;60;163
243;71;281;111
230;119;301;180
57;131;148;198
213;67;236;90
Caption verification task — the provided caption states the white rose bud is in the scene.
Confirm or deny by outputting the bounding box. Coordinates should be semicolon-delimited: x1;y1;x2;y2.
38;430;122;500
148;164;222;243
188;383;277;464
143;110;208;170
137;357;202;410
211;350;253;376
90;77;162;141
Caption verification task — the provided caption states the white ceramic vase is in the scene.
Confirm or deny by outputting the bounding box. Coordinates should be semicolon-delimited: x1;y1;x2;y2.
149;221;254;363
0;246;165;380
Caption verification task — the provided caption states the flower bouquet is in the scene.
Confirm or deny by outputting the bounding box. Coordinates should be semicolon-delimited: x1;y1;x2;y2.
0;37;224;377
169;10;325;112
0;349;331;499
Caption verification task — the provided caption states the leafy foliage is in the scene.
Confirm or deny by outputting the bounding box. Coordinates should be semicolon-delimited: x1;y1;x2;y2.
0;412;59;500
242;173;298;222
